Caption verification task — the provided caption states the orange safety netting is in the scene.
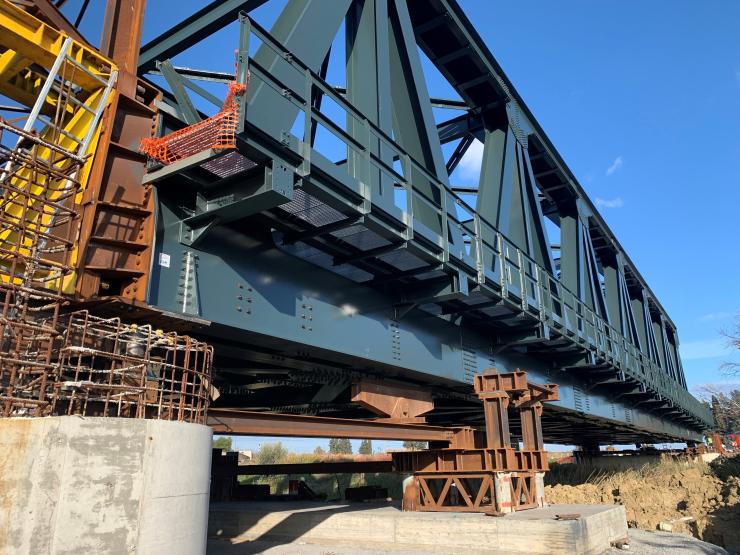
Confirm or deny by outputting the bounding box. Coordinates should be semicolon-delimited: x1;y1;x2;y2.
140;81;247;165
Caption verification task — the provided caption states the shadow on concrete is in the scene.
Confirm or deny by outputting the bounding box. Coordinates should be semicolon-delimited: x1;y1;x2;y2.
207;501;393;554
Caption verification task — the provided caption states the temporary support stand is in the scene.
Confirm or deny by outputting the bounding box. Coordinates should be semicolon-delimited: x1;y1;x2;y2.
394;369;558;514
208;369;557;514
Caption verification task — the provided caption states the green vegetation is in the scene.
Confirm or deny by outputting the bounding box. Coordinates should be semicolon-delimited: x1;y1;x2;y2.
358;439;373;455
402;441;426;451
545;458;712;487
328;438;352;454
240;441;403;499
255;441;288;465
212;436;232;452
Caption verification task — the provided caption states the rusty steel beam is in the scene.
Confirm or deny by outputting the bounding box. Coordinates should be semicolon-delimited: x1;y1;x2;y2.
208;409;456;442
101;0;147;78
235;459;394;476
351;379;433;422
23;0;91;45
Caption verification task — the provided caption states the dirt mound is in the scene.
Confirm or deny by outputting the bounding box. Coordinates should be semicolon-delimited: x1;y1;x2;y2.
545;458;740;552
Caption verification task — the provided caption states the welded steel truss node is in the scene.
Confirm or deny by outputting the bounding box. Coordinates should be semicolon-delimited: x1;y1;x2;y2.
394;369;557;513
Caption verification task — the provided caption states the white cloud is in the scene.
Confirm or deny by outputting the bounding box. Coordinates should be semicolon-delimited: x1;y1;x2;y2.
679;338;731;360
457;139;484;181
595;196;624;209
606;156;623;176
698;311;733;323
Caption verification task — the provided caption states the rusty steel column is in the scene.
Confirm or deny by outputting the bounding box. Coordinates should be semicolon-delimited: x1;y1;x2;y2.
480;391;511;449
520;403;545;452
101;0;147;83
75;0;158;301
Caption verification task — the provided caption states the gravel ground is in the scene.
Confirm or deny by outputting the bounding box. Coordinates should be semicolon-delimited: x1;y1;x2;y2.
208;529;731;555
606;529;730;555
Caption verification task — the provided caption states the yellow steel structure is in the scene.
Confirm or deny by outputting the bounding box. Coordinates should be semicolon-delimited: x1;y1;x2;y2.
0;0;117;294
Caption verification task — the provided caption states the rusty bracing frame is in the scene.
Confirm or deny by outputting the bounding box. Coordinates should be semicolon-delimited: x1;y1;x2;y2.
394;370;559;513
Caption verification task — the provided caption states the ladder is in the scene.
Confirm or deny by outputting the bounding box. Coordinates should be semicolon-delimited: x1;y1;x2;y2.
0;0;118;293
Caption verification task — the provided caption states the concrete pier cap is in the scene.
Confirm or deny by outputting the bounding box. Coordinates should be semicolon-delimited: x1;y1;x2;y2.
0;416;212;554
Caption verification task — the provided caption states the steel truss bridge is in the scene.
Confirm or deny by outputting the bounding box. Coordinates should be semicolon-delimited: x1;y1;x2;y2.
21;0;711;445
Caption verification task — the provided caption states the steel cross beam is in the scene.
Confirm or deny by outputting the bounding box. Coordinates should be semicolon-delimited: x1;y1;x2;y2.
138;0;268;73
236;460;394;475
208;409;462;443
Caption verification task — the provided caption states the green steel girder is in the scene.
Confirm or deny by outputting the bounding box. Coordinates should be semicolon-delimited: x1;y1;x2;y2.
138;0;713;437
138;0;268;73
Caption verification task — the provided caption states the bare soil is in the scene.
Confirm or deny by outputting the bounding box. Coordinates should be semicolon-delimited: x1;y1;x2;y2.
545;457;740;553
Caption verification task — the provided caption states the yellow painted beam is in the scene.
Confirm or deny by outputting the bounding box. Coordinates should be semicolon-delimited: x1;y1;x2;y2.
0;0;113;92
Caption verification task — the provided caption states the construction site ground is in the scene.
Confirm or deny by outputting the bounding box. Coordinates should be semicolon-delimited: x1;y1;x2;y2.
207;501;627;555
545;455;740;553
207;530;728;555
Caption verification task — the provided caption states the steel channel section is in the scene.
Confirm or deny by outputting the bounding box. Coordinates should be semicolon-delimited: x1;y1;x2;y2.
235;460;394;475
141;1;709;442
208;409;457;442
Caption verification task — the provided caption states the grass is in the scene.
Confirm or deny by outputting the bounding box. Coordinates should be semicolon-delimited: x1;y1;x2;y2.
545;457;712;487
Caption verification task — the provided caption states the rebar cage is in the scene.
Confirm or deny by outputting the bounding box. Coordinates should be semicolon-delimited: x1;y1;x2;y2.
0;120;84;295
1;302;214;423
0;285;61;417
0;117;214;424
54;311;213;422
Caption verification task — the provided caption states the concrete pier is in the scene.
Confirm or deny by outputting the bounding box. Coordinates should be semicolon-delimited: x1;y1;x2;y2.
208;501;628;555
0;416;212;554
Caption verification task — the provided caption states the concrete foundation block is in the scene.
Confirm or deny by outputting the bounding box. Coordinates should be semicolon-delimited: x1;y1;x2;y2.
0;416;212;555
493;472;512;513
535;471;546;507
209;501;628;555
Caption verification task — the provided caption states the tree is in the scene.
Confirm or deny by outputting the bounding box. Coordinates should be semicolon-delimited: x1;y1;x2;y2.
358;439;373;455
256;442;288;465
403;441;427;451
213;436;232;452
313;445;326;455
329;438;352;454
698;385;740;433
721;315;740;375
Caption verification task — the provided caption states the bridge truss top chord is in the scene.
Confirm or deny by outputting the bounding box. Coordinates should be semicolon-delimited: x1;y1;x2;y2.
98;0;711;444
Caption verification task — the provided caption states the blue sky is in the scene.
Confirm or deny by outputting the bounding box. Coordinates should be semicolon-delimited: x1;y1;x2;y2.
62;0;740;451
454;1;740;395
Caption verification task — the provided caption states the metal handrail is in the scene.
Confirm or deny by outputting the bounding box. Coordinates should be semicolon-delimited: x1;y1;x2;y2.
241;18;710;426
